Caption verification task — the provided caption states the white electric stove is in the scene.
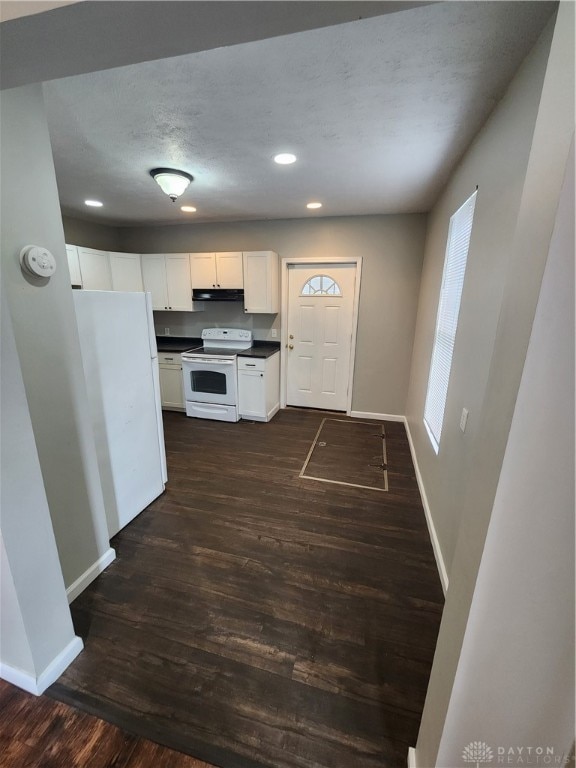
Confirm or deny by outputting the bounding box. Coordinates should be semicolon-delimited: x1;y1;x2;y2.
181;328;253;422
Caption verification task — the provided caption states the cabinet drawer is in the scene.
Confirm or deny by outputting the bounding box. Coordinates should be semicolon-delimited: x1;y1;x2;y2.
237;357;265;372
158;352;182;366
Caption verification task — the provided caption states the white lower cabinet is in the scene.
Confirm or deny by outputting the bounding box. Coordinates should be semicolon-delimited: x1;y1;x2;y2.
238;353;280;422
158;353;185;411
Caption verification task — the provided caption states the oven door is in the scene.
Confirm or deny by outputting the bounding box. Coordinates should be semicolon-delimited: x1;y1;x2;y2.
182;357;237;406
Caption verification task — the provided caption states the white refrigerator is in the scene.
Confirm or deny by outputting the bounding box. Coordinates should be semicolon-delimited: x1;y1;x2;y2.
73;290;167;538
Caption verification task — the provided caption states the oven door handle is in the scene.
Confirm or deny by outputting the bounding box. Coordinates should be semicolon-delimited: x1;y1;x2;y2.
183;357;236;366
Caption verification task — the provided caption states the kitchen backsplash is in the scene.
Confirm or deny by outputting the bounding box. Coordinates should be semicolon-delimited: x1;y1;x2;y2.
153;303;280;340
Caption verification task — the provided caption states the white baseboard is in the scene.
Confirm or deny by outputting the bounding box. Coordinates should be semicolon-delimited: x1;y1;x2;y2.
268;403;280;422
36;636;83;694
0;635;83;696
66;547;116;603
0;663;38;695
349;410;405;422
408;747;418;767
404;418;449;594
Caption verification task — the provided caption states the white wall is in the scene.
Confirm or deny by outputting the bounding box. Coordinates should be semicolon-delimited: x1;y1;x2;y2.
152;302;282;344
0;84;113;591
0;536;35;676
406;17;554;575
119;214;427;416
436;136;574;768
61;214;121;252
411;5;575;765
0;291;82;693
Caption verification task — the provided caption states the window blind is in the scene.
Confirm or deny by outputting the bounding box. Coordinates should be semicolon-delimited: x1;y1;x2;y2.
424;190;477;452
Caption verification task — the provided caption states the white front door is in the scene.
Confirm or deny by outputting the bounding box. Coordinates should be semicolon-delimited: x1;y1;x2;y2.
286;263;356;410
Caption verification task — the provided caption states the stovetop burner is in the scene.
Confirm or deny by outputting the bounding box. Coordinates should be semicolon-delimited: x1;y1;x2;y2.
184;346;239;358
181;328;253;360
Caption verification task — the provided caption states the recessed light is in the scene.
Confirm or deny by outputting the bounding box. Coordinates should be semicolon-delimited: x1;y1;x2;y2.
306;202;322;209
274;153;297;165
181;206;197;213
85;200;103;207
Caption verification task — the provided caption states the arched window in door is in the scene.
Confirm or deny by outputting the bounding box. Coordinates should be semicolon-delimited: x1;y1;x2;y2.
301;275;342;296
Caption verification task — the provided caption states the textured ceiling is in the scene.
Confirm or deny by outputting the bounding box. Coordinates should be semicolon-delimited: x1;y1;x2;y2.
42;2;555;226
2;1;429;89
0;1;79;23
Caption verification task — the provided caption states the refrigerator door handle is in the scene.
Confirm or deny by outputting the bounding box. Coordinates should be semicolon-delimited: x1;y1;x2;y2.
144;291;158;359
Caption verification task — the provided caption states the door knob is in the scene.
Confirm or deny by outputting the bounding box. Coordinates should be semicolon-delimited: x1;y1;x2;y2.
288;344;294;350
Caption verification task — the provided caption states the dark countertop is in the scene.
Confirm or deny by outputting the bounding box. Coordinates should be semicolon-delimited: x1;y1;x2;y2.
238;342;281;359
156;336;202;353
156;337;280;357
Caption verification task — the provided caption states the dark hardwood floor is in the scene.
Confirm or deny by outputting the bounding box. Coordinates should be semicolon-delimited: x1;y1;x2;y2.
301;417;389;489
48;408;443;768
0;679;212;767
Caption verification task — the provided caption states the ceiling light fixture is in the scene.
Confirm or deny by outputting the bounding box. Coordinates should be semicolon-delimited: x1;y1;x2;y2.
274;153;297;165
85;199;103;207
181;205;197;213
150;168;193;202
306;202;322;209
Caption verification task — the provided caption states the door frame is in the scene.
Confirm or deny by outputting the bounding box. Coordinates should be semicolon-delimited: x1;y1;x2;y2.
280;256;362;414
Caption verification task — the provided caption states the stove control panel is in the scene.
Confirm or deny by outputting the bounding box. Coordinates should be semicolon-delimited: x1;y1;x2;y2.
201;328;253;342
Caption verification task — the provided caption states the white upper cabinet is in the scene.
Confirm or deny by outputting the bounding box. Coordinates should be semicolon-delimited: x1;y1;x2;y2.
65;244;82;286
141;255;169;309
216;252;244;288
142;253;202;312
166;254;195;311
190;252;216;287
77;247;112;290
243;251;279;314
190;252;243;289
109;252;143;292
65;245;277;313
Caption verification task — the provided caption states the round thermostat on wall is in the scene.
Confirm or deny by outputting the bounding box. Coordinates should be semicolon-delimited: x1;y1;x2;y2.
19;245;57;279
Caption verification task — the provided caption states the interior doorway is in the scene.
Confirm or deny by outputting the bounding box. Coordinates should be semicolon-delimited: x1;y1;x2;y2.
281;258;361;413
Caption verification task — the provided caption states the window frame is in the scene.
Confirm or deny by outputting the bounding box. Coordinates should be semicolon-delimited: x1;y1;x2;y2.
300;274;342;297
423;190;477;453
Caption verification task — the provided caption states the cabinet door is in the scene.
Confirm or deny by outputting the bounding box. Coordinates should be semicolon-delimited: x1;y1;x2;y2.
243;251;279;313
109;252;143;291
77;247;112;290
165;254;193;311
238;369;266;419
190;252;217;288
159;365;185;410
141;254;169;310
65;244;82;286
216;252;243;289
